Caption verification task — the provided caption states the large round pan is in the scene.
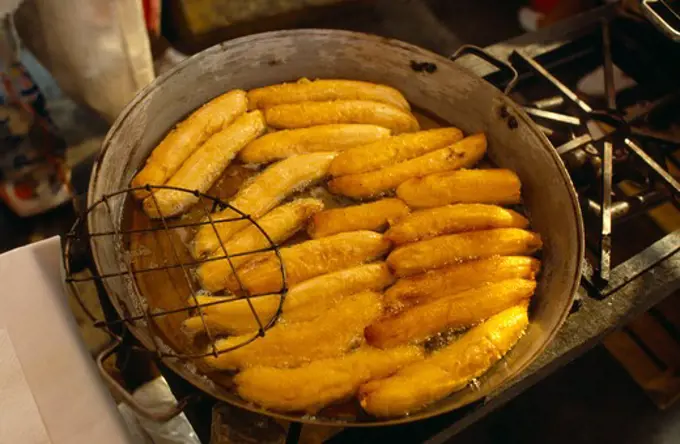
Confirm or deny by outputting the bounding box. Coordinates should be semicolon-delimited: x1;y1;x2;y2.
87;29;584;426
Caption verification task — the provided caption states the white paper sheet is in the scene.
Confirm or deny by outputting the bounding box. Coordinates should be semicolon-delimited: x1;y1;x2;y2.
0;328;51;444
0;237;132;444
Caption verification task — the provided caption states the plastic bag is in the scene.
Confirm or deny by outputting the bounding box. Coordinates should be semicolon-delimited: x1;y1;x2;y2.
14;0;154;122
118;377;201;444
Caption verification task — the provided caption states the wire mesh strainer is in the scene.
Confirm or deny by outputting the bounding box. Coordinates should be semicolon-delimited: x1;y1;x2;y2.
62;185;287;420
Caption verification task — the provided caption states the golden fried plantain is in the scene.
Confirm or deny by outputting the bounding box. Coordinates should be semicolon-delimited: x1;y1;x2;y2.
364;279;534;348
185;262;394;335
359;304;529;417
282;262;395;322
247;79;410;111
397;169;521;208
385;256;541;308
387;228;542;277
239;124;390;164
264;100;419;134
142;111;266;218
182;294;280;338
132;89;247;199
225;231;392;295
328;128;464;177
385;204;529;245
197;198;324;293
192;152;337;258
234;345;423;413
328;133;486;198
203;291;383;370
308;198;410;239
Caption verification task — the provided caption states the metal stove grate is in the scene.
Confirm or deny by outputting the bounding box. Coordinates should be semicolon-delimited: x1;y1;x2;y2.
497;20;680;297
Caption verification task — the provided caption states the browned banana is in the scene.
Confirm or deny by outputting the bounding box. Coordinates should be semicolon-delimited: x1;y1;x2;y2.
364;279;535;348
359;304;529;416
386;228;542;277
397;169;521;208
328;128;464;176
263;100;419;134
191;152;336;258
225;231;391;295
239;124;390;164
203;291;383;370
235;346;423;413
142;111;266;218
196;198;324;293
385;256;541;308
308;198;410;238
132;89;247;198
185;262;394;335
247;79;410;111
385;204;528;245
328;134;487;199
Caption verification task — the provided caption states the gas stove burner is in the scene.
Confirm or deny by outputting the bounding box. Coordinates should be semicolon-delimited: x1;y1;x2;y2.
495;19;680;295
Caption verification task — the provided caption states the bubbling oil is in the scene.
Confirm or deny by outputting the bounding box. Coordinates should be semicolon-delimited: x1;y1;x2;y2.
119;105;528;419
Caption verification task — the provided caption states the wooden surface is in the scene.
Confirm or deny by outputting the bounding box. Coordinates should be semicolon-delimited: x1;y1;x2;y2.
604;297;680;409
603;159;680;410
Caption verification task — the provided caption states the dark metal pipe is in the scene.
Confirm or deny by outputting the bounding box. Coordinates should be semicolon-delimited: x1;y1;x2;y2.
584;189;669;223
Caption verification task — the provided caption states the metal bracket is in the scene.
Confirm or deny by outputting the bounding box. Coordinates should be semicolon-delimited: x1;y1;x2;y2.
96;338;195;422
450;45;519;95
641;0;680;42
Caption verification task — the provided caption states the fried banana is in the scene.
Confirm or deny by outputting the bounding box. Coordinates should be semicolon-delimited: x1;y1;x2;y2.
385;256;541;308
264;100;419;134
192;152;337;258
247;79;410;111
385;204;529;245
197;198;324;293
142;111;266;218
132;89;247;199
397;169;522;208
359;304;529;417
364;279;535;348
234;345;423;413
282;262;395;322
239;124;391;164
182;295;281;338
185;262;394;335
387;228;542;277
308;198;410;238
203;291;383;370
328;128;464;177
328;133;486;199
224;231;392;295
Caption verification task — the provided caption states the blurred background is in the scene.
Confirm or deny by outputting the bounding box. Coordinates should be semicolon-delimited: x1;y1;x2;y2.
0;0;608;249
2;1;680;443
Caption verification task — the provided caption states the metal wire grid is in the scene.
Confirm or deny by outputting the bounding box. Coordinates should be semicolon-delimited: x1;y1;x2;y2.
62;185;288;360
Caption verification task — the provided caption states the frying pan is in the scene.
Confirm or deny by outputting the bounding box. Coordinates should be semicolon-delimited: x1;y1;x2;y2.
86;29;584;426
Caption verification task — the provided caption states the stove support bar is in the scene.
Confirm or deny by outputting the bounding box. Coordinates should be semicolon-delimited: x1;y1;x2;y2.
624;138;680;195
601;20;617;112
599;141;613;282
512;50;593;114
